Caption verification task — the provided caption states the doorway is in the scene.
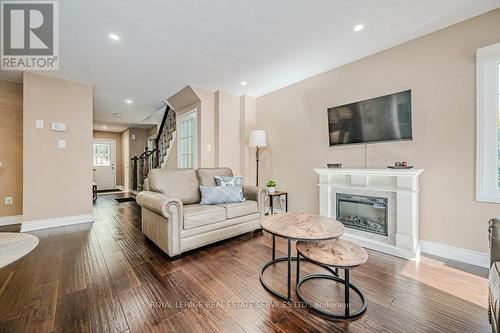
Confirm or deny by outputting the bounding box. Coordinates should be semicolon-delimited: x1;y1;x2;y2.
92;139;116;190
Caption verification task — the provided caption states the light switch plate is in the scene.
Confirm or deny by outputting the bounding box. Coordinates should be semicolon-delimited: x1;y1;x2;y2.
207;144;212;152
4;197;12;205
58;139;66;148
36;120;44;129
132;134;136;140
51;122;66;132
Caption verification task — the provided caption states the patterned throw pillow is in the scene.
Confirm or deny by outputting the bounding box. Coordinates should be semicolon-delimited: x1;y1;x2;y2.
215;175;243;187
199;186;245;204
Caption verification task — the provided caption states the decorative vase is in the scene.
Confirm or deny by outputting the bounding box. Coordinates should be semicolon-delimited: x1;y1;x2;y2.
267;187;276;194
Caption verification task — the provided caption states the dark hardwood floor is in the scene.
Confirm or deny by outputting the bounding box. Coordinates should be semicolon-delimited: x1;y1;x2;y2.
0;194;490;332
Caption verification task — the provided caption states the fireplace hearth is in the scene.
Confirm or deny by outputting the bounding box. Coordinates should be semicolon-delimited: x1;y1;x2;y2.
336;193;388;236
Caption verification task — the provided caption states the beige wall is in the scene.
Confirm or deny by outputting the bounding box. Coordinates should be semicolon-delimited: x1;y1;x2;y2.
215;91;241;174
166;87;256;182
147;125;157;138
93;130;124;186
23;72;93;221
122;130;130;191
126;128;148;186
192;86;216;167
0;80;23;217
256;9;500;253
240;96;257;185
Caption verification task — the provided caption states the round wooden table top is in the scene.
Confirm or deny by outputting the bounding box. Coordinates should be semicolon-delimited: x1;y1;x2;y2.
296;239;368;268
0;232;39;269
260;213;345;240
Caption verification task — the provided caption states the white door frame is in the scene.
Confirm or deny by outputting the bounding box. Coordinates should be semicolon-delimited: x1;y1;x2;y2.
93;138;117;190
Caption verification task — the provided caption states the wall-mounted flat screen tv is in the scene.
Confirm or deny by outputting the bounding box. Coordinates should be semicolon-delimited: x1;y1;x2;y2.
327;90;412;146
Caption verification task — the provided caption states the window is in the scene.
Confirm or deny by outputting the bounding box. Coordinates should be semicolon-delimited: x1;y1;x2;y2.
93;143;111;166
177;110;197;168
498;63;500;187
477;43;500;203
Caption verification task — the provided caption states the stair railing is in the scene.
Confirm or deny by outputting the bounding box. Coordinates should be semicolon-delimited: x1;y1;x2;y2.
130;104;175;191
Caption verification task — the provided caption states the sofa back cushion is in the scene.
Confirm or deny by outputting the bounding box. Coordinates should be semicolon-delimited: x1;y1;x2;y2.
196;167;233;186
148;168;200;204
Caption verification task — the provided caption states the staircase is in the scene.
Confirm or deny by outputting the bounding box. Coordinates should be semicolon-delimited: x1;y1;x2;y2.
155;105;176;168
131;105;176;192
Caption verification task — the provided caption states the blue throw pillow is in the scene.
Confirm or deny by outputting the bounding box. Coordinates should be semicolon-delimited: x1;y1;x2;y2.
215;175;243;187
199;186;245;204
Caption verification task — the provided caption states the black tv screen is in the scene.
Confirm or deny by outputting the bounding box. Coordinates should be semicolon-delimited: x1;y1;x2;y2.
327;90;412;146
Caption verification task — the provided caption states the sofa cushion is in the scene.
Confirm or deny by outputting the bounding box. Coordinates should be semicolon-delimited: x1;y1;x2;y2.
148;168;200;204
218;200;258;219
215;175;243;187
199;186;245;205
197;168;233;186
183;204;226;230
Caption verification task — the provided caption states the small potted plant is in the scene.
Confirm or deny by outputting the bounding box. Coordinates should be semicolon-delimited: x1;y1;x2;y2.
266;179;277;194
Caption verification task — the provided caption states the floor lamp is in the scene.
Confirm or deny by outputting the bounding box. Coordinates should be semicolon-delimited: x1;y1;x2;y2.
249;130;267;186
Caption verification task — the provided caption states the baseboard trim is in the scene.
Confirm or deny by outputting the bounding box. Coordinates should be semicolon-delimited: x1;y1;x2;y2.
116;185;125;191
21;214;94;232
0;215;23;226
420;240;489;269
342;232;420;261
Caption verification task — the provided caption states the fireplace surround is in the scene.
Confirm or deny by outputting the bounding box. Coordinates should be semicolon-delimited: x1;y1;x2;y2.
314;168;423;260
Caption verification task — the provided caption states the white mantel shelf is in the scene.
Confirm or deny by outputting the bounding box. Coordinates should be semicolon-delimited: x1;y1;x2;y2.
314;167;424;260
313;168;424;177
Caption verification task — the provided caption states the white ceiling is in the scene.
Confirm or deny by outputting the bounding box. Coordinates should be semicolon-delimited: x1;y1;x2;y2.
1;0;499;132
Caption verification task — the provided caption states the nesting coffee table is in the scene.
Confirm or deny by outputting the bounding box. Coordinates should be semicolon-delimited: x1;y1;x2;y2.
296;239;368;319
0;232;39;269
259;213;345;301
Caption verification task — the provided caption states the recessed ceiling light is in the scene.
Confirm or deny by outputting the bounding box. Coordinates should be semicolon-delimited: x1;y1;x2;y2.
102;126;108;129
125;99;133;104
353;24;364;32
240;81;247;86
109;33;120;41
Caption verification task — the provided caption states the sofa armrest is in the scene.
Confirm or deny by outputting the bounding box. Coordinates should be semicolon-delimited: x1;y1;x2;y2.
243;185;267;217
490;218;500;268
136;191;183;219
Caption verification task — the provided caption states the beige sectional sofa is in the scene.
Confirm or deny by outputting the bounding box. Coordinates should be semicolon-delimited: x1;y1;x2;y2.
136;167;266;258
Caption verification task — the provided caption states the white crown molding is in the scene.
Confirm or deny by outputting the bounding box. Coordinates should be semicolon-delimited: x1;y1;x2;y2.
0;215;23;226
21;214;94;232
420;240;489;269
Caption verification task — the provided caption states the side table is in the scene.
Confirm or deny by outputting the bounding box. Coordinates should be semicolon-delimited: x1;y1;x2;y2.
268;191;288;215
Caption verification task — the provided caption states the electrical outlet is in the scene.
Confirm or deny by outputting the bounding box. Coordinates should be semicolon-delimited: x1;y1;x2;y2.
4;197;12;205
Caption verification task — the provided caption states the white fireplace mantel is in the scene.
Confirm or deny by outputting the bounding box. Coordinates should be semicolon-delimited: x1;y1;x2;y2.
314;168;424;260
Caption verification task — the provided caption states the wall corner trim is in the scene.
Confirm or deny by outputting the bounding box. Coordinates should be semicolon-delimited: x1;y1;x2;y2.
420;240;489;269
0;215;23;226
20;214;94;232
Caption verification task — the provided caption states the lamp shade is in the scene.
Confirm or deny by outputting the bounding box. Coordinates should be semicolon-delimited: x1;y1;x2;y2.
249;130;267;148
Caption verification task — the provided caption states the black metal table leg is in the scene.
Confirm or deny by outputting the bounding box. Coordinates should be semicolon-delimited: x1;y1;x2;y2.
287;239;291;299
285;193;288;212
260;237;339;302
270;196;274;214
272;235;276;261
296;251;300;285
345;269;350;316
296;265;367;319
